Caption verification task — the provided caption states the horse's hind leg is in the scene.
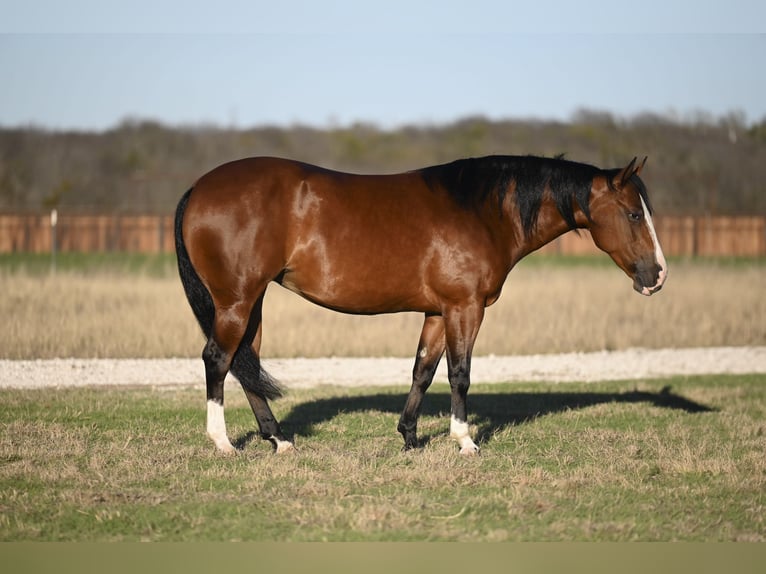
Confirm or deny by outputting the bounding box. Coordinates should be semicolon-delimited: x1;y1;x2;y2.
242;377;293;453
235;293;293;453
397;314;446;450
203;301;253;454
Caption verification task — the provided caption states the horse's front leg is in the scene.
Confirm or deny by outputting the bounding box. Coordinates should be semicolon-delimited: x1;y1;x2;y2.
398;313;446;450
443;302;484;455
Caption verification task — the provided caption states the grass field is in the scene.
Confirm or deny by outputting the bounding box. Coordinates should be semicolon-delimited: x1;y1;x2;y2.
1;253;764;359
1;254;764;542
1;374;764;541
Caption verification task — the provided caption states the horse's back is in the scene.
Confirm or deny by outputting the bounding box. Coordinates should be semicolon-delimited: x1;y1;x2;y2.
190;157;307;202
181;157;505;314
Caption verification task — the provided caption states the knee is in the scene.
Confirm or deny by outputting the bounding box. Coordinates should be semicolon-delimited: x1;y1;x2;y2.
412;367;435;390
448;368;470;395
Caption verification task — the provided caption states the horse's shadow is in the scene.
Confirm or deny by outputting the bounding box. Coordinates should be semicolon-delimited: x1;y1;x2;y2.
236;385;715;449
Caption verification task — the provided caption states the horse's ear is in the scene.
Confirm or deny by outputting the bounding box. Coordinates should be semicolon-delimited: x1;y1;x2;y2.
635;156;648;176
613;157;637;188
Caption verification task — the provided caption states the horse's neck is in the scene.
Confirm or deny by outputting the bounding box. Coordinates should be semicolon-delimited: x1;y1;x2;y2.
510;200;587;264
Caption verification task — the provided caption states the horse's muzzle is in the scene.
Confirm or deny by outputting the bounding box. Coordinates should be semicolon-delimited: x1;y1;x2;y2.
633;260;667;296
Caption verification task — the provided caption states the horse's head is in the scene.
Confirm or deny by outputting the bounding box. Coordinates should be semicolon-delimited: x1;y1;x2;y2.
588;157;668;296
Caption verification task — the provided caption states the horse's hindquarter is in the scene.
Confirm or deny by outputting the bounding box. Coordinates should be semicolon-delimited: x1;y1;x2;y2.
187;158;507;315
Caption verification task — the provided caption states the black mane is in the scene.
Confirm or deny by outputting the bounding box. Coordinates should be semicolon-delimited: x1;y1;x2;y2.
420;155;602;236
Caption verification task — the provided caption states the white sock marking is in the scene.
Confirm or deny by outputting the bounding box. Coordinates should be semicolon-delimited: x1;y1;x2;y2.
450;414;479;454
272;437;295;454
207;400;235;453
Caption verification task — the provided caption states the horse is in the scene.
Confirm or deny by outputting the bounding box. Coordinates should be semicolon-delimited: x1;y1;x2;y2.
174;154;667;455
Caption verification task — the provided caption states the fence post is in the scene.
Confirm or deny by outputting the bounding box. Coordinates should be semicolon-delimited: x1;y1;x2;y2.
50;209;58;274
157;216;164;254
692;217;698;257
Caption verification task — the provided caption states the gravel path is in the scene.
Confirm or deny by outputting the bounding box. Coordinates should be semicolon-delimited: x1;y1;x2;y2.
1;347;764;390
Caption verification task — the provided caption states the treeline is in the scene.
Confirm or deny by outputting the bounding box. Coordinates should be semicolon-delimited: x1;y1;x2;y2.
1;111;765;215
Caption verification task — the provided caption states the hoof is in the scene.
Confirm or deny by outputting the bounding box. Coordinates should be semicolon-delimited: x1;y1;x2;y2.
214;442;237;455
401;441;418;452
274;439;295;454
459;444;480;456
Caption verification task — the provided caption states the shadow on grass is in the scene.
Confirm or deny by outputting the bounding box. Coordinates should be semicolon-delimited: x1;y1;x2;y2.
234;386;715;449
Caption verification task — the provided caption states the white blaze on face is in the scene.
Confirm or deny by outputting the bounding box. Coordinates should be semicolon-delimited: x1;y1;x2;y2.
640;195;668;295
207;400;235;454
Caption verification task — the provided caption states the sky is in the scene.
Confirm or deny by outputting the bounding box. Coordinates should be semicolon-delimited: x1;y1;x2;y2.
1;1;765;131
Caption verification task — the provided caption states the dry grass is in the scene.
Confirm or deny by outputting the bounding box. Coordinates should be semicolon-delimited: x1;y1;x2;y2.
0;258;764;359
1;274;199;359
1;375;764;541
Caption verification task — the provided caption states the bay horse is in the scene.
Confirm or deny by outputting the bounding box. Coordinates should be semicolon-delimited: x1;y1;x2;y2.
174;155;667;455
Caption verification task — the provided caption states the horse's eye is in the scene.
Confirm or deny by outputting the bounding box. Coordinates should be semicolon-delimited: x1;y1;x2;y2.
628;211;643;222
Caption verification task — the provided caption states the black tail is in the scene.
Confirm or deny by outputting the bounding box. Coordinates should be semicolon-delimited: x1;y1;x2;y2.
175;189;214;336
174;189;283;400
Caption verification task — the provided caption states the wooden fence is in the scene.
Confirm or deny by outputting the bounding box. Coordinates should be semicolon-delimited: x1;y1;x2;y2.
0;214;175;254
536;215;766;257
1;213;764;257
